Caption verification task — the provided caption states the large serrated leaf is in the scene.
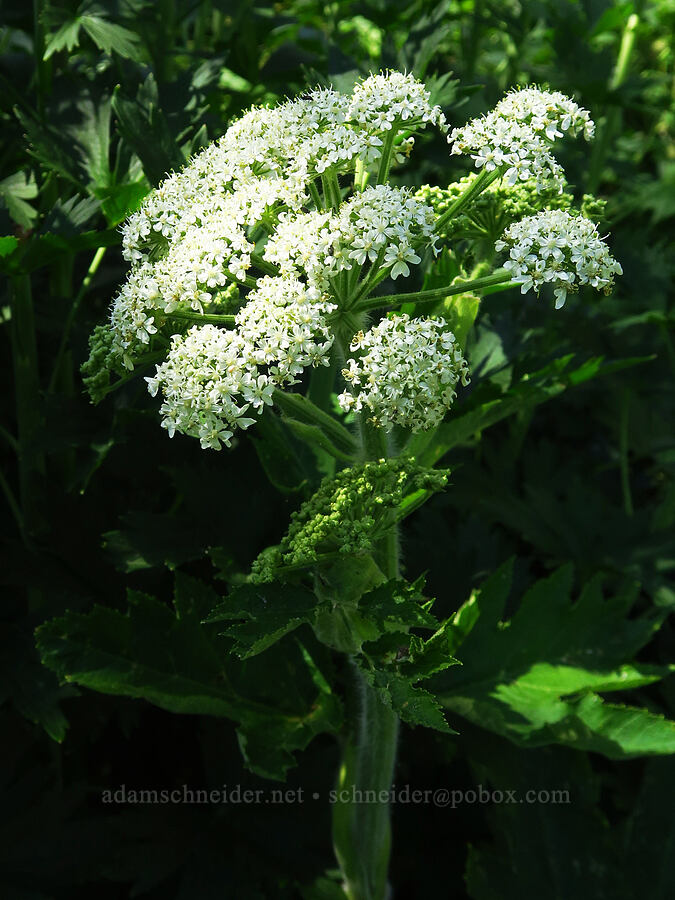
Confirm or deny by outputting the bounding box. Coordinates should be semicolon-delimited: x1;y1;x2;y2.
438;561;675;757
35;587;339;779
205;582;318;658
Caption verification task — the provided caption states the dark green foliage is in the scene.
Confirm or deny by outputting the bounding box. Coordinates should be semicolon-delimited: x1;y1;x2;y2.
36;576;342;779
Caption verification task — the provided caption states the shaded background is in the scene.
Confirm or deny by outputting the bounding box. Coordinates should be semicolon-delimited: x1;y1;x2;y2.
1;1;674;897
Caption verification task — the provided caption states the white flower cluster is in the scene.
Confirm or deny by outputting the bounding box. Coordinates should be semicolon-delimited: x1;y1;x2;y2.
92;72;618;454
264;184;437;287
338;315;470;431
448;87;594;190
148;278;335;449
235;276;336;381
494;87;594;141
349;71;447;131
495;209;623;308
109;72;443;371
122;75;443;267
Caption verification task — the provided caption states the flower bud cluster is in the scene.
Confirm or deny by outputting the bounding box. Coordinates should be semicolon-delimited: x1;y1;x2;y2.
448;87;594;190
495;209;623;308
147;278;335;449
251;458;449;581
339;315;470;431
81;325;128;404
263;184;436;287
417;175;574;244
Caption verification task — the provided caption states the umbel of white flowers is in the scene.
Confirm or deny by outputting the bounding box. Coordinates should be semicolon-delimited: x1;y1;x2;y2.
496;209;623;308
87;72;621;449
339;315;471;431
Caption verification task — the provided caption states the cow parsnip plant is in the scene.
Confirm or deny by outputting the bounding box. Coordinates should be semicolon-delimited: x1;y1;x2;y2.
49;72;632;898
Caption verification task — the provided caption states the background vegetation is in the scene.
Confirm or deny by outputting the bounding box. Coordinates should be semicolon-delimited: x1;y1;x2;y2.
1;0;674;897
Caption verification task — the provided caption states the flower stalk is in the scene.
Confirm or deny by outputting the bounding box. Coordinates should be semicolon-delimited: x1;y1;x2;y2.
353;269;513;313
433;166;502;235
333;419;399;900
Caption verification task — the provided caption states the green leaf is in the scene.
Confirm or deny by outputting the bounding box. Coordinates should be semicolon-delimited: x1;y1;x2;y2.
440;292;481;350
0;625;71;742
102;511;206;572
250;410;316;494
6;228;119;274
358;578;437;633
352;580;461;733
43;19;82;59
313;555;388;653
0;172;38;229
97;179;148;226
74;97;112;189
547;694;675;758
111;80;185;187
0;236;18;257
80;15;143;60
15;106;90;188
621;757;675;898
205;582;318;658
402;620;462;681
36;588;339;779
43;9;143;61
464;733;625;900
366;668;454;733
438;562;675;757
41;195;100;234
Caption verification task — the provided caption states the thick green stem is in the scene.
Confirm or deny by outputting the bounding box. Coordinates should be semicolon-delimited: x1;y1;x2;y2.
333;419;399;900
333;666;399;900
354;269;513;314
322;170;342;211
249;252;279;276
309;179;324;210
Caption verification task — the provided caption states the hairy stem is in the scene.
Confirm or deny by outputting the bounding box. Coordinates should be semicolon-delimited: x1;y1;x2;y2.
333;664;399;900
333;420;399;900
